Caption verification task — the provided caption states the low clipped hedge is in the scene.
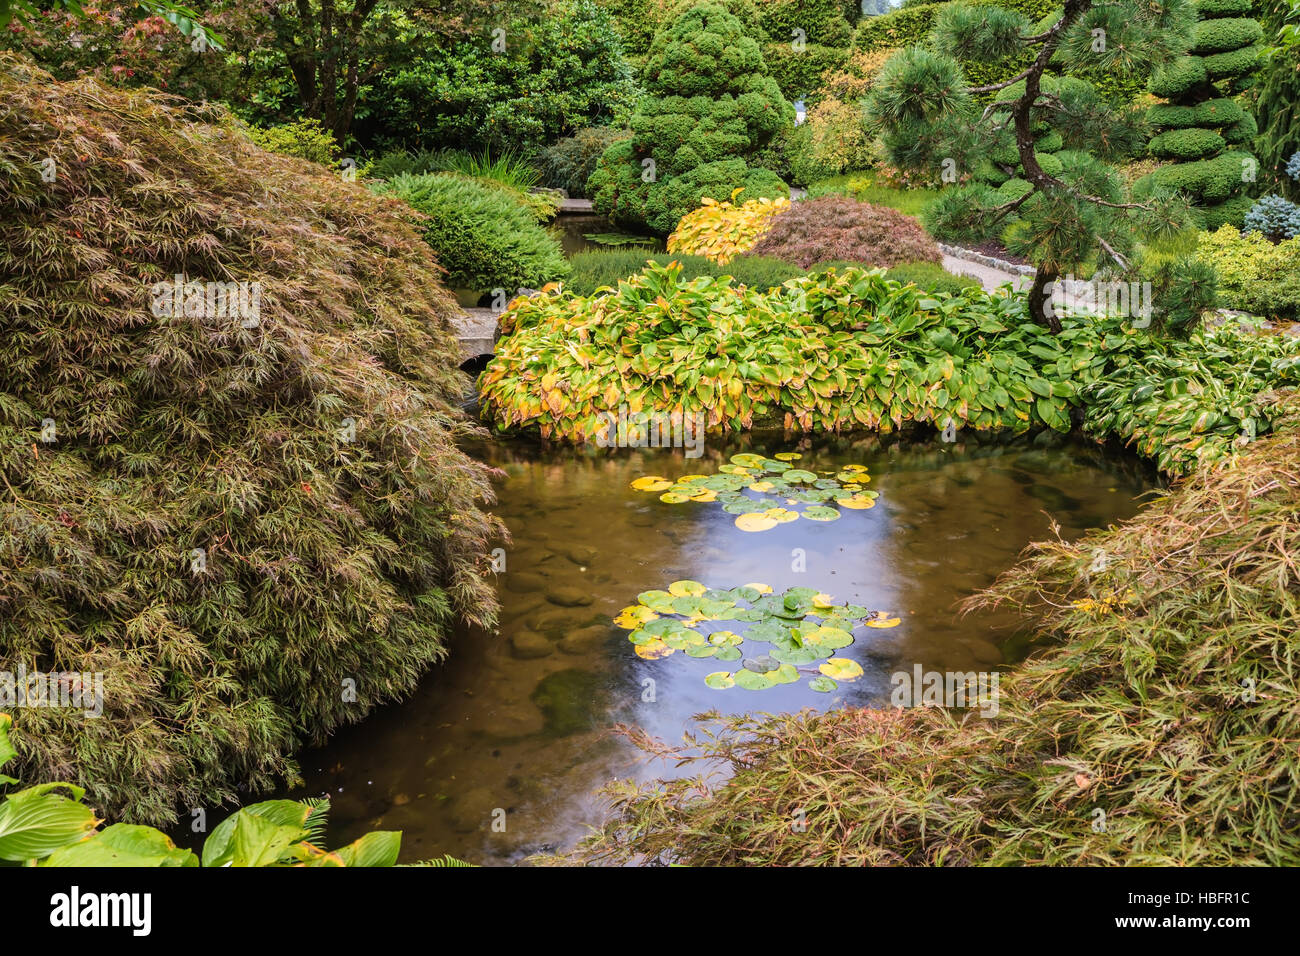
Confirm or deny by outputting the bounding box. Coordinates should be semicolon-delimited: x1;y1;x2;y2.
375;173;569;291
1145;97;1243;130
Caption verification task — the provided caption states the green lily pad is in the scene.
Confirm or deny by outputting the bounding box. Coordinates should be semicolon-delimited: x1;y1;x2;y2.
705;671;735;690
637;590;676;613
713;646;742;662
707;630;743;646
668;580;707;597
730;453;767;469
770;644;823;666
808;676;838;693
628;629;656;646
802;506;842;521
734;668;774;691
783;469;818;483
768;664;800;685
686;644;718;658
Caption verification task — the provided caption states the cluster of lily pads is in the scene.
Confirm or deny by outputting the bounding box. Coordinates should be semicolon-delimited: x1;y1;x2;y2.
630;452;880;532
613;580;900;693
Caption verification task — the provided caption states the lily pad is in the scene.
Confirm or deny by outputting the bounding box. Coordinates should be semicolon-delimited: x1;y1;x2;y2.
742;655;780;673
808;676;838;693
659;491;691;503
704;671;735;690
631;476;673;492
614;605;659;628
637;590;677;613
802;505;841;521
730;453;768;469
685;644;718;658
819;658;864;681
635;638;675;660
735;512;778;532
707;630;743;646
773;452;802;461
713;646;742;662
782;469;818;483
734;668;773;691
668;580;707;597
835;494;876;510
866;614;902;628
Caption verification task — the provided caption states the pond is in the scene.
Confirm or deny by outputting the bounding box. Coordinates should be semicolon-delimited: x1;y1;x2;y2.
280;431;1155;865
552;211;661;258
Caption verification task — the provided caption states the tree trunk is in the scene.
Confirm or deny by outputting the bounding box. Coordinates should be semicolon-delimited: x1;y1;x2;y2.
1028;269;1061;332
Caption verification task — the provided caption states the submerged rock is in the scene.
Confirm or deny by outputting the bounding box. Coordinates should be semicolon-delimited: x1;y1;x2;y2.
558;625;612;656
546;585;594;608
509;629;553;659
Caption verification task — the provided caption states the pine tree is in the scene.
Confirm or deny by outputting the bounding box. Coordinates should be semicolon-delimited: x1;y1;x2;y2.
868;0;1199;330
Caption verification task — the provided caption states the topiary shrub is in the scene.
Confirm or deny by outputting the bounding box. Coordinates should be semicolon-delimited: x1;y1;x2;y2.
0;56;504;825
539;127;633;197
750;195;942;268
588;1;794;234
375;173;569;292
1142;2;1262;228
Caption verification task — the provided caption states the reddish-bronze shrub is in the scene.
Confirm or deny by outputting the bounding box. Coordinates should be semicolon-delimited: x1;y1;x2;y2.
750;195;942;269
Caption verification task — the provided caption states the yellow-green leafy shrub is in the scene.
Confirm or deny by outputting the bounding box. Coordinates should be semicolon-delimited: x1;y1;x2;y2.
666;193;791;263
1193;225;1300;318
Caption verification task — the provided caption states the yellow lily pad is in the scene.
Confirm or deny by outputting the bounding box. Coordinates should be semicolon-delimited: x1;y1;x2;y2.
735;512;778;532
631;476;673;492
635;638;675;660
837;494;876;510
866;613;901;628
773;452;801;461
819;657;864;681
841;464;869;473
764;507;799;524
748;481;775;492
660;491;691;503
704;671;735;689
744;582;774;594
614;605;659;629
668;580;707;597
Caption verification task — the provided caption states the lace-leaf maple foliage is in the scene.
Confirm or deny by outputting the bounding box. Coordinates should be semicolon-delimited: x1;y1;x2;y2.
0;55;504;825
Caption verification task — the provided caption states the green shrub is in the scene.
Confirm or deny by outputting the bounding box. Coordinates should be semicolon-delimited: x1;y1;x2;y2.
0;59;503;825
245;118;340;166
882;260;982;294
1190;17;1263;55
1194;224;1300;317
590;2;794;234
761;41;851;102
1201;43;1263;79
376;173;569;291
563;249;804;295
1149;127;1227;160
362;0;636;153
1148;56;1208;98
751;195;942;267
483;260;1089;441
1145;97;1243;129
539;127;633;197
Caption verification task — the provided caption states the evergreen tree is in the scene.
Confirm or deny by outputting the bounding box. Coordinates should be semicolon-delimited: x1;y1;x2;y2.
868;0;1198;330
1254;0;1300;199
1142;0;1262;230
589;1;794;234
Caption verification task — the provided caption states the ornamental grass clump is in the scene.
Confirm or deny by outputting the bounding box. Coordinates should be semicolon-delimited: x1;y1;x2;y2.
563;392;1300;866
749;195;943;268
0;56;504;825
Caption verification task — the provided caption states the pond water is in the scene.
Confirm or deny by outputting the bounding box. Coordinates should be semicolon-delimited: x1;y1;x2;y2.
553;212;662;258
279;431;1154;865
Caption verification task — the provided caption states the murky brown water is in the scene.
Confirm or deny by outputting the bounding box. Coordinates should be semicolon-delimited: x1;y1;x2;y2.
276;431;1154;865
